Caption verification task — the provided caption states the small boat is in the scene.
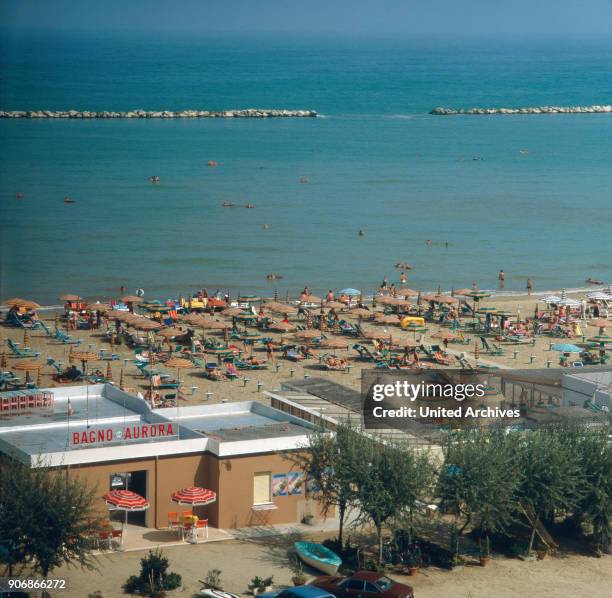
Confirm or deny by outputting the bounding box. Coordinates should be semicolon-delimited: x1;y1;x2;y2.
586;278;604;285
222;202;235;207
294;541;342;575
63;197;76;204
244;203;256;209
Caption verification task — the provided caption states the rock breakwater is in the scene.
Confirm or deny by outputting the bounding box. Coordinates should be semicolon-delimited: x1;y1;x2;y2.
0;108;317;119
430;105;612;115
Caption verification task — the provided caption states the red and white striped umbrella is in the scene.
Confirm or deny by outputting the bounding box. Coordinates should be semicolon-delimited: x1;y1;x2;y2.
103;490;150;512
171;487;217;506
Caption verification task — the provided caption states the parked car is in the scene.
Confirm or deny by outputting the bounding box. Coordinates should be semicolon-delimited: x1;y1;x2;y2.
310;571;414;598
259;585;337;598
199;591;241;598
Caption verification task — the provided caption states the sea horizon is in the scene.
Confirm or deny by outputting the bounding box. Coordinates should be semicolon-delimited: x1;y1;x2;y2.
1;32;611;303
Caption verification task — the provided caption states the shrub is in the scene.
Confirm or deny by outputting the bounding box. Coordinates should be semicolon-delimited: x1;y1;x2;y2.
123;548;182;597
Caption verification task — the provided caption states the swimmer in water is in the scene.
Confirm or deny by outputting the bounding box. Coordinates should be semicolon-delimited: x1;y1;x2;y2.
359;228;365;236
263;223;269;230
426;239;432;246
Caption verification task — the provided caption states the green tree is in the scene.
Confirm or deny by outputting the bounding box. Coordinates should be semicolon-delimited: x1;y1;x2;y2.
517;426;584;554
437;428;522;555
352;436;436;564
0;458;97;583
575;428;612;553
291;421;362;548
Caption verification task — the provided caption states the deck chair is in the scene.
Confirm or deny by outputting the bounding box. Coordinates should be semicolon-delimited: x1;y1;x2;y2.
6;338;41;358
54;329;82;345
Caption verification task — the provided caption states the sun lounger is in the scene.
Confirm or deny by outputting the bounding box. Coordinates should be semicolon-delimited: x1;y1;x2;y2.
54;329;82;345
98;350;120;361
285;348;306;361
6;339;41;358
434;351;453;365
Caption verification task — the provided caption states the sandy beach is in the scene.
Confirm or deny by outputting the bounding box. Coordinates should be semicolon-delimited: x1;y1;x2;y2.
55;532;612;598
2;290;607;407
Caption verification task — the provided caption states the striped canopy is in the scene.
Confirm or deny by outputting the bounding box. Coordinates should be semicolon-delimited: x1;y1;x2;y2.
171;487;217;506
103;490;150;511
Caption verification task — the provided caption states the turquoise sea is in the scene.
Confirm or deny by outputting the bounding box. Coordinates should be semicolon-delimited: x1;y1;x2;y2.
1;33;611;303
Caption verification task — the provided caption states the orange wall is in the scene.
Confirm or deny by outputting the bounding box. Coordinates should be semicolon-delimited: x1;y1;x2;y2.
66;449;329;530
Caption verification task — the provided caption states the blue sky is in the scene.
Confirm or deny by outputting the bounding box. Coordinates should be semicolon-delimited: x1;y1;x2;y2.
1;0;611;36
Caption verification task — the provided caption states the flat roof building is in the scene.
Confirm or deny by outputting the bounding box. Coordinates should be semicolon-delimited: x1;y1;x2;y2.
0;385;325;530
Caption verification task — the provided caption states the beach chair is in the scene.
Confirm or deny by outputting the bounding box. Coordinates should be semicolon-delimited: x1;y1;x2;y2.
352;343;378;362
572;361;584;368
6;339;40;358
434;351;453;366
205;363;225;381
54;329;82;345
284;348;306;362
98;350;120;361
39;320;53;337
225;363;239;380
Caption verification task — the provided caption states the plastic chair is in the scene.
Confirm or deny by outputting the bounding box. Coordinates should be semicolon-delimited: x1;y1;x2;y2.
167;511;179;529
98;531;111;550
111;529;123;548
196;518;209;539
181;510;193;518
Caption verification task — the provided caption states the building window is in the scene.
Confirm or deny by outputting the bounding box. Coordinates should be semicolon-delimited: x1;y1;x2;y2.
253;471;272;505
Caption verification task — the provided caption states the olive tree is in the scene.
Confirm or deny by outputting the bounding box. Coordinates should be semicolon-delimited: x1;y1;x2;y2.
437;428;522;555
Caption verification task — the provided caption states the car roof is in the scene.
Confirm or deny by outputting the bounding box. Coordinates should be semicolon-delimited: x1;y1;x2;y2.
284;586;336;598
352;572;383;582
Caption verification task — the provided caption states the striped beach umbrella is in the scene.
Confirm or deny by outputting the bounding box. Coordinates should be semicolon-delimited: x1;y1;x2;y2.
171;486;217;506
103;490;150;511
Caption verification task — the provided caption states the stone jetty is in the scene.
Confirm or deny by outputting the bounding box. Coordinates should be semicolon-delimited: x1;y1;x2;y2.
430;105;612;115
0;108;317;119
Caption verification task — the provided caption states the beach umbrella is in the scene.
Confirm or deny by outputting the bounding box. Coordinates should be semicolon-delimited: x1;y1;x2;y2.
376;296;402;306
389;337;417;349
374;314;401;325
323;301;346;310
432;331;459;341
222;307;246;317
396;288;418;297
295;330;322;339
361;330;392;341
120;295;142;304
71;350;98;365
268;303;298;315
196;319;230;330
0;352;7;369
589;319;612;335
269;321;296;332
12;359;42;372
315;338;350;350
171;486;217;506
430;295;458;304
23;329;30;347
2;298;28;306
156;327;184;339
59;294;81;301
165;356;192;383
119;367;125;390
12;359;43;385
454;289;474;297
105;362;113;381
587;292;612;300
541;295;562;304
349;307;371;318
132;319;162;331
20;300;41;310
181;312;207;324
551;344;582;353
338;288;361;296
298;295;322;304
103;490;150;534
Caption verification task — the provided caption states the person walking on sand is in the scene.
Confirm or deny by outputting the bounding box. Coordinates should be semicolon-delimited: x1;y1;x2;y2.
526;277;533;296
326;289;334;302
499;270;505;289
266;341;275;365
